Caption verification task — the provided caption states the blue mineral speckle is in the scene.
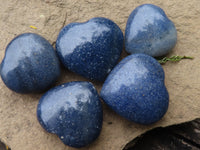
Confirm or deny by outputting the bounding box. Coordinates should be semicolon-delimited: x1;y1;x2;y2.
125;4;177;57
0;33;60;93
100;54;169;125
37;81;103;148
56;17;124;81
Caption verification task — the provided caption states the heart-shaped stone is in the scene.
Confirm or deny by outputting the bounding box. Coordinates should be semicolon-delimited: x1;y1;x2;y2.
56;17;124;81
0;33;60;93
100;54;169;124
125;4;177;57
37;81;103;148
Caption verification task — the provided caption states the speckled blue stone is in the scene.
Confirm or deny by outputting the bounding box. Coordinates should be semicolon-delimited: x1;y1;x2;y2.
100;54;169;125
37;81;103;148
56;17;124;81
0;33;60;93
125;4;177;57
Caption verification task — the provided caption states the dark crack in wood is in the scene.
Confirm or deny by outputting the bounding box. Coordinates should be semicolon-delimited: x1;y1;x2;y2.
60;12;68;31
51;12;67;47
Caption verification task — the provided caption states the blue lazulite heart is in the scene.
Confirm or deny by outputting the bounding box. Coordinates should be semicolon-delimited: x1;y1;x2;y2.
56;17;124;81
125;4;177;57
37;81;103;148
100;54;169;125
0;33;60;93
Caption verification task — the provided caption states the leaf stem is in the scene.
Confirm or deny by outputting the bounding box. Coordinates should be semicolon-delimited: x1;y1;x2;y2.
158;55;194;64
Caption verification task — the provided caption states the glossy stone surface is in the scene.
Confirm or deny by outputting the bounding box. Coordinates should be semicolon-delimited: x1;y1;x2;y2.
56;17;124;81
37;81;103;148
125;4;177;57
0;33;60;93
100;54;169;125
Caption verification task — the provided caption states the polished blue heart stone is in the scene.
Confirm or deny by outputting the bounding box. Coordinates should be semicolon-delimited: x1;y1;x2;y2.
100;54;169;125
0;33;60;93
125;4;177;57
37;81;103;148
56;17;124;81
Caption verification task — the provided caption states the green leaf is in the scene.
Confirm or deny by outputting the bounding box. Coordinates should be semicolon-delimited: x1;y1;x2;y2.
158;56;193;64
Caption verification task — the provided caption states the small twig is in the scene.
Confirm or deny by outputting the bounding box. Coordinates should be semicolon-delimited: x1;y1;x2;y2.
158;55;194;64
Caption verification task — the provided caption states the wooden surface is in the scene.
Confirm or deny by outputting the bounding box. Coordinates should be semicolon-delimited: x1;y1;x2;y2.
1;1;200;149
2;118;200;150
